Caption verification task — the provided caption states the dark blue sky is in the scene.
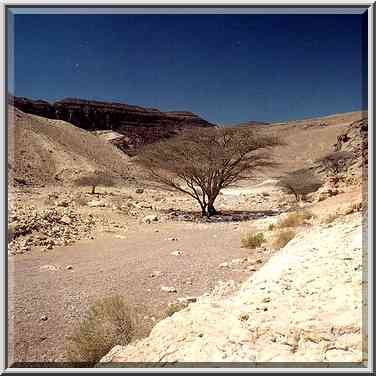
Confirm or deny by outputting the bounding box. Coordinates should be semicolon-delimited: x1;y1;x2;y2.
9;12;367;124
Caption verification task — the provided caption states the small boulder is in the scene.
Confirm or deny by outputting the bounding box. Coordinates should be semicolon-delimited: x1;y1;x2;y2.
60;215;71;225
219;262;229;268
88;200;106;208
135;188;144;194
171;250;183;256
161;286;177;293
144;215;158;224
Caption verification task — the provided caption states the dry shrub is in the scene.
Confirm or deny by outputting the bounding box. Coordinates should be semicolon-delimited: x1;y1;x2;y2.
277;210;315;228
65;296;137;363
241;232;265;249
271;229;296;249
162;301;189;319
268;223;276;231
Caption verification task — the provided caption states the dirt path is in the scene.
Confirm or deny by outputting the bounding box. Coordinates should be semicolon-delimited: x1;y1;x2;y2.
8;219;273;364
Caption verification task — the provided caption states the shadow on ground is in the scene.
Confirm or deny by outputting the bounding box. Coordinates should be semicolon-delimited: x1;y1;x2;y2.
160;209;282;223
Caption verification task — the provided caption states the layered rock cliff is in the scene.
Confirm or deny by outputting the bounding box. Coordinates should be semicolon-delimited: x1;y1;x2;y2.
9;95;216;154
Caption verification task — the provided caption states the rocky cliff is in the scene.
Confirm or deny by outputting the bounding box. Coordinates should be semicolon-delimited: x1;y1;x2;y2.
9;95;216;154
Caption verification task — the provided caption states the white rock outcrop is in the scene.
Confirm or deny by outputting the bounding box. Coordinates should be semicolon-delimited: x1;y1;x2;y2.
101;214;365;364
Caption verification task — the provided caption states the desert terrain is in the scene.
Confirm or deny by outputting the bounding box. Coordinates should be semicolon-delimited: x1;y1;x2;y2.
7;102;367;366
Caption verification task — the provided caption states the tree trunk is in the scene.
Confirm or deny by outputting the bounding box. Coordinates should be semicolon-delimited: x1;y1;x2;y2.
207;204;217;217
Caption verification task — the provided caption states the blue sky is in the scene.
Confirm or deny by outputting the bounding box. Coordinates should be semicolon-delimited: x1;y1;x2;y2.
8;11;367;124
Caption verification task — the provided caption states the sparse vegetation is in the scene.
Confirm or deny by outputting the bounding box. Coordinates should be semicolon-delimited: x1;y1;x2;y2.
163;301;189;318
271;229;296;249
277;210;315;228
277;169;323;202
241;232;266;249
74;171;117;194
268;223;276;231
318;151;353;175
137;127;281;217
65;296;137;363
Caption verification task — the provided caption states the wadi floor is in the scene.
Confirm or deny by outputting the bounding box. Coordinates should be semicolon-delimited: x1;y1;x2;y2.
7;181;363;364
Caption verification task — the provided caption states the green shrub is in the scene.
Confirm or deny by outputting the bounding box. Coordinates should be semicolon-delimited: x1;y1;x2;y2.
271;230;296;249
65;296;137;363
241;232;265;249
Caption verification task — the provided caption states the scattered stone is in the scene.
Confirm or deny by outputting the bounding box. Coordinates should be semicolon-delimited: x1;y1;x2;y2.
167;237;178;241
56;200;69;207
60;215;71;225
66;265;73;270
144;215;158;224
87;199;106;207
177;296;197;304
219;262;229;268
39;265;58;272
231;258;247;265
40;315;48;321
171;250;183;256
150;271;163;278
161;286;177;293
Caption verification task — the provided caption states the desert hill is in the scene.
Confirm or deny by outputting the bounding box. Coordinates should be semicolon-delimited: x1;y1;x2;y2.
254;111;367;178
8;106;131;187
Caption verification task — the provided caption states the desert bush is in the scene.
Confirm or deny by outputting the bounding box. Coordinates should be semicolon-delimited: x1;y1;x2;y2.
277;169;323;202
137;127;281;217
74;171;118;194
277;210;315;228
271;229;296;249
65;296;137;363
163;301;189;319
268;223;276;231
318;151;353;175
241;232;266;249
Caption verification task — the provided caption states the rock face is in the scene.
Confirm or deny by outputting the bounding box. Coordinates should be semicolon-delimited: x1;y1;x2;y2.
9;95;216;154
333;118;368;177
101;214;364;364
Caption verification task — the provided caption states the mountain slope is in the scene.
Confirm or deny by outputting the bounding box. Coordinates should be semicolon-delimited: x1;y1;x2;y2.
8;106;131;186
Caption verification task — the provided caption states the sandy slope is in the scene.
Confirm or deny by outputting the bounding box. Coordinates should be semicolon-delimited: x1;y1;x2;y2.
8;107;130;186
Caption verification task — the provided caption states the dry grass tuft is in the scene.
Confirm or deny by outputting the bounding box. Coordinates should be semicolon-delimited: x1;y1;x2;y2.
65;295;138;363
277;210;315;228
241;232;266;249
271;229;296;249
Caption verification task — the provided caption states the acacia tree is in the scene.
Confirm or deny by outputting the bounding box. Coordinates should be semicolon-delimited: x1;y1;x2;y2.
277;168;323;202
136;127;281;217
74;171;117;194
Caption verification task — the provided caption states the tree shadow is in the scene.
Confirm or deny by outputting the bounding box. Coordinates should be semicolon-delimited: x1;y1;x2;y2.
161;208;282;223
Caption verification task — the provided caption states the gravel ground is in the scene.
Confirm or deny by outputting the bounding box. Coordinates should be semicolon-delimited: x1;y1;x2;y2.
8;219;276;364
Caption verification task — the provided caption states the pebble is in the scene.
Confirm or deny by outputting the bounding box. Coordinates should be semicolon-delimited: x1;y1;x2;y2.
171;250;183;256
161;286;177;293
219;262;229;268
